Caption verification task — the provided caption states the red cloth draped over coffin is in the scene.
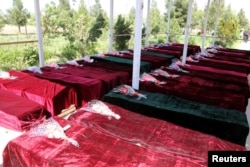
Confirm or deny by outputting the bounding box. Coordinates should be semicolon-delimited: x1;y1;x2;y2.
0;89;49;131
140;72;248;112
214;50;249;59
106;52;171;69
68;102;246;162
23;67;103;106
43;64;130;95
2;117;205;167
157;45;197;56
153;68;249;96
168;63;249;87
168;43;201;53
3;103;246;167
216;47;250;54
0;70;78;116
77;60;134;78
188;57;250;73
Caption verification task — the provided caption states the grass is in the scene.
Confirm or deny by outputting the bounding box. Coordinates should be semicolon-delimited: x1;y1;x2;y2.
0;25;247;71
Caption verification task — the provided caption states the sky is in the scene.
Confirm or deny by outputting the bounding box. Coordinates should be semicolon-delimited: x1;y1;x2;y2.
0;0;249;19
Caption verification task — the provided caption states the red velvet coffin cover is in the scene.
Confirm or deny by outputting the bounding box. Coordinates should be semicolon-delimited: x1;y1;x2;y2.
2;116;210;167
68;102;246;166
0;70;78;116
23;67;103;106
0;89;48;131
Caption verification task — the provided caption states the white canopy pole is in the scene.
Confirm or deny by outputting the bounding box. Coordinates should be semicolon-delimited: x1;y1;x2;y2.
132;0;143;89
34;0;45;67
201;0;210;52
145;0;150;47
212;0;221;46
166;0;172;43
108;0;114;53
181;0;193;65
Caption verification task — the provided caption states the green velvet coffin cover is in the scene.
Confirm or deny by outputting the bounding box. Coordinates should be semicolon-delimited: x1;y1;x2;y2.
141;50;175;59
92;56;152;73
103;89;249;146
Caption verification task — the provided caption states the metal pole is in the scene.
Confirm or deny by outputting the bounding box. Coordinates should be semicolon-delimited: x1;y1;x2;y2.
34;0;45;67
166;0;172;43
201;0;210;51
145;0;151;46
108;0;114;53
182;0;193;65
132;0;143;89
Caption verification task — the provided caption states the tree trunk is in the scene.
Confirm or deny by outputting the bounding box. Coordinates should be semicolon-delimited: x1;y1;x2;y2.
18;26;21;33
25;24;28;37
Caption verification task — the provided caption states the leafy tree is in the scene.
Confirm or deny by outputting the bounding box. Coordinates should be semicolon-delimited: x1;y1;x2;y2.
168;18;182;42
149;0;161;36
128;7;135;23
237;9;249;30
87;13;107;43
6;0;30;33
217;6;239;47
27;14;36;26
128;7;135;30
114;15;132;50
191;2;204;32
0;11;5;30
89;0;103;17
165;0;184;41
207;0;225;32
59;0;70;10
70;0;94;55
172;0;189;27
42;2;62;38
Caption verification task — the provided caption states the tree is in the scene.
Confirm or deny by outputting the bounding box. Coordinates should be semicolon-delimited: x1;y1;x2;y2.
42;2;62;38
168;18;182;42
89;0;103;17
172;0;189;27
217;6;239;47
87;13;107;43
59;0;70;10
237;9;249;30
6;0;30;33
149;0;161;36
207;0;225;32
114;15;132;50
128;7;135;29
191;2;204;32
0;11;5;30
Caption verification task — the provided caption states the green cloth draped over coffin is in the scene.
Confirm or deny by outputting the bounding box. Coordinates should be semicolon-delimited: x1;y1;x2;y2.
92;56;152;73
140;50;175;59
103;89;249;146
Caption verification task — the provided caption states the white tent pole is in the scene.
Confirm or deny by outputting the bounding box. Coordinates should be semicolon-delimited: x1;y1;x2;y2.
212;0;221;46
181;0;193;65
132;0;143;89
166;0;172;43
34;0;45;67
145;0;151;47
108;0;114;53
201;0;210;51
